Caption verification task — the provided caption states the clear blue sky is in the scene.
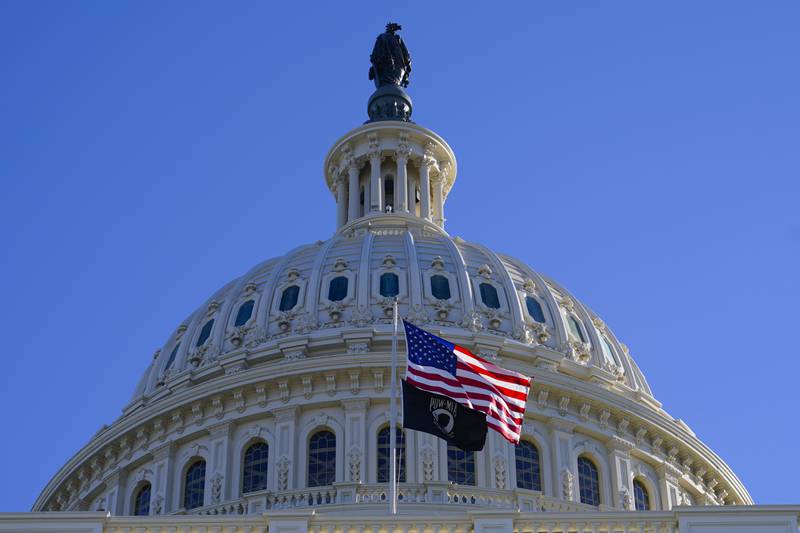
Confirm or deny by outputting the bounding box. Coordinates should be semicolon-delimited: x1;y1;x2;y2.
1;1;798;510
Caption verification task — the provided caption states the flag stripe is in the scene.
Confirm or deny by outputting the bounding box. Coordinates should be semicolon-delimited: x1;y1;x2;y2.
403;320;532;445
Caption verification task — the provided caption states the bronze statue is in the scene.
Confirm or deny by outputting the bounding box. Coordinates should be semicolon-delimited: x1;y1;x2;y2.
369;22;411;89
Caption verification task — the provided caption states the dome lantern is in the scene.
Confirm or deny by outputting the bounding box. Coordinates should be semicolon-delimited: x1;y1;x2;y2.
324;24;457;231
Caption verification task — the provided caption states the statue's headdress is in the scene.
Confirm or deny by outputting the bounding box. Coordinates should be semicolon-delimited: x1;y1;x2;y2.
386;22;402;33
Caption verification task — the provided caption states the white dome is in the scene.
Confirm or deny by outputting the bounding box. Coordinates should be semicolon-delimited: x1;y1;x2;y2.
133;219;651;402
35;120;750;517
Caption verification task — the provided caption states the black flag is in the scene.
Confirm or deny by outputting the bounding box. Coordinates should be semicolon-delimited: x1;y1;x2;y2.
402;379;488;451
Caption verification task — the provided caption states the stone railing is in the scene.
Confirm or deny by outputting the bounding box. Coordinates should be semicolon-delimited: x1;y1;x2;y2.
2;506;799;533
184;483;601;516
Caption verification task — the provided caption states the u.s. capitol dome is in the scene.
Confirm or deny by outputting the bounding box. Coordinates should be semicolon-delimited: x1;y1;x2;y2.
33;30;750;521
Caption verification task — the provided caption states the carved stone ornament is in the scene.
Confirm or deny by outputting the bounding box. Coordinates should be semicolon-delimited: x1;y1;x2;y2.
422;447;434;482
620;488;631;509
406;303;429;324
153;494;164;514
327;301;344;322
562;468;574;500
211;472;223;504
484;309;502;330
477;264;493;279
432;300;451;321
513;323;536;345
494;454;506;489
382;254;397;267
431;256;445;270
277;456;290;492
461;309;485;333
522;278;537;294
379;297;395;318
293;312;318;334
349;305;372;327
347;342;370;354
348;447;362;482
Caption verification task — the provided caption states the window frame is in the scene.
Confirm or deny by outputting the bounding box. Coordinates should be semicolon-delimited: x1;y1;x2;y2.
132;481;151;516
376;426;407;483
307;429;337;488
447;444;476;486
241;440;270;494
577;455;601;506
182;458;207;510
515;440;543;492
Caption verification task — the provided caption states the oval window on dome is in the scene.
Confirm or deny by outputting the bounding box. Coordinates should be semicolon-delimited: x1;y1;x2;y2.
328;276;349;302
525;297;546;323
600;336;618;367
430;275;451;300
234;299;255;327
379;272;399;298
164;343;180;371
279;285;300;311
479;282;501;309
568;315;587;343
196;319;214;347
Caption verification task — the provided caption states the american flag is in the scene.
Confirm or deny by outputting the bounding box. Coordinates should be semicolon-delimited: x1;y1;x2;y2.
403;320;531;444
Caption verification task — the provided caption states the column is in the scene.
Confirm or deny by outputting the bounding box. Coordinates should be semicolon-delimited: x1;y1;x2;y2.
207;422;234;505
607;437;634;509
347;163;360;222
419;159;432;221
395;148;410;213
369;153;382;212
657;463;683;510
431;173;444;228
274;406;299;491
150;442;173;515
407;171;416;216
549;420;575;502
102;469;126;515
335;175;347;228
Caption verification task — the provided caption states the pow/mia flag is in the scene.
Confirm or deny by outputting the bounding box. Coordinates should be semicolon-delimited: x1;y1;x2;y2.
401;379;488;451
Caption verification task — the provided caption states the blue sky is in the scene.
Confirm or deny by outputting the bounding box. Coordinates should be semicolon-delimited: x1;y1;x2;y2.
1;1;798;510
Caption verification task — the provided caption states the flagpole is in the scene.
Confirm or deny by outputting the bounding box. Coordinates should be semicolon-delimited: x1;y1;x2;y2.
389;298;399;515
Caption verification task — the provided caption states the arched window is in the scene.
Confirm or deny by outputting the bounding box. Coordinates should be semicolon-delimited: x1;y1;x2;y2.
196;319;214;347
379;272;400;298
164;343;180;371
377;427;406;483
308;430;336;487
430;275;451;300
384;177;394;212
234;299;255;327
279;285;300;311
633;478;651;510
242;441;269;494
328;276;348;302
479;282;501;309
577;456;600;506
183;459;206;510
133;482;151;516
568;315;587;343
600;336;617;367
515;441;542;491
525;297;546;323
447;444;475;485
